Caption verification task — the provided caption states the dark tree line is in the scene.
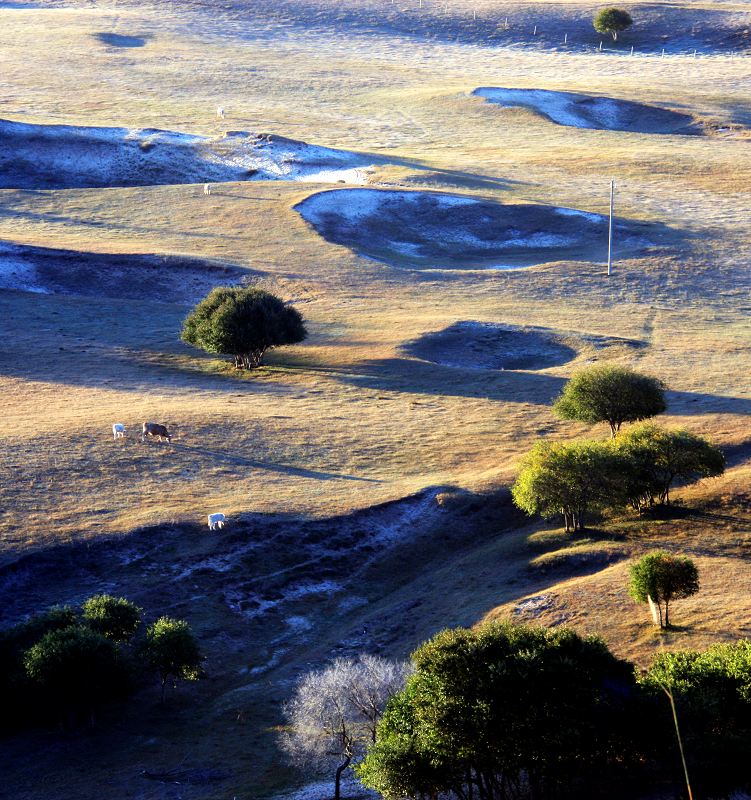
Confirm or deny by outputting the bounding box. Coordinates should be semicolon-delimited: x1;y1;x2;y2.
0;595;202;732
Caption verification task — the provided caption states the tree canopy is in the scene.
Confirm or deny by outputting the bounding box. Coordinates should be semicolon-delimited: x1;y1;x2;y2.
23;625;126;724
511;439;624;531
181;286;307;369
616;423;725;507
81;594;142;643
357;622;640;800
140;617;202;703
594;7;633;40
553;364;666;437
629;550;699;627
641;641;751;796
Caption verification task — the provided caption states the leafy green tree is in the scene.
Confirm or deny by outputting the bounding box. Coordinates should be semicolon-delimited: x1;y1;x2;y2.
641;641;751;796
512;439;625;531
629;551;699;627
181;286;307;369
594;7;633;40
141;617;202;703
616;424;725;507
553;365;666;438
23;625;125;726
358;622;641;800
81;595;142;643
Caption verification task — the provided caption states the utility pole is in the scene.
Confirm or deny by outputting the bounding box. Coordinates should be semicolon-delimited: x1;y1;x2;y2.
607;178;615;276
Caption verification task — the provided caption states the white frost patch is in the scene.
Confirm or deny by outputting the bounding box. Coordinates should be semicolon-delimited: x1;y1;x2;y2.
0;118;375;187
0;242;47;292
513;594;554;617
286;615;314;633
555;207;603;223
337;595;369;613
474;88;634;130
272;774;376;800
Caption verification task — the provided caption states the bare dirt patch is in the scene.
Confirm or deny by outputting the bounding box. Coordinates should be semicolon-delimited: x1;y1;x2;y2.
296;188;661;270
401;321;645;371
0;119;375;189
0;241;251;302
474;87;701;134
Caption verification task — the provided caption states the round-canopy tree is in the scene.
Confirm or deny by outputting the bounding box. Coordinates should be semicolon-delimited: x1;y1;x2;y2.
594;7;633;40
81;595;142;644
23;625;125;725
358;622;641;800
617;423;725;507
629;550;699;628
182;286;307;369
553;364;666;438
140;617;202;703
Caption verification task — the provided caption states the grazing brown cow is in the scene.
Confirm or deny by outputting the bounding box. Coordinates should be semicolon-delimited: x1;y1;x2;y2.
141;422;171;443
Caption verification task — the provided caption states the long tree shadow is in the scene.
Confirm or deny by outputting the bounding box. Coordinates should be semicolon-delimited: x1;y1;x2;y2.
335;357;567;404
169;442;380;483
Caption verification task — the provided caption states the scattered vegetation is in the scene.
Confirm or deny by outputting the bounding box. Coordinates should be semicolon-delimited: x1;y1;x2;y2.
181;286;307;370
553;365;666;438
629;551;700;628
593;7;634;41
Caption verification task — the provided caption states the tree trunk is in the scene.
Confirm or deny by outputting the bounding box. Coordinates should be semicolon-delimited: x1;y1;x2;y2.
334;755;351;800
647;594;662;626
160;675;167;705
664;599;670;628
612;30;618;41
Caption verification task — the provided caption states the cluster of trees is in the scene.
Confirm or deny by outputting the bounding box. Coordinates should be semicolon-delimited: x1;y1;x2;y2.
182;286;307;370
283;623;751;800
512;366;725;531
0;595;202;731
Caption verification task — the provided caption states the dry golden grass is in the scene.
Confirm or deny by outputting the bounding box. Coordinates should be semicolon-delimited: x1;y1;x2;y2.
1;1;749;558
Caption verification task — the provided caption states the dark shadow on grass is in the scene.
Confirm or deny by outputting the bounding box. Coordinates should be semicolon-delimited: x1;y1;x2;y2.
169;442;380;483
94;32;149;47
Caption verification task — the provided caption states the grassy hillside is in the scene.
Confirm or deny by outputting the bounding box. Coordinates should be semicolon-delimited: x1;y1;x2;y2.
0;0;749;797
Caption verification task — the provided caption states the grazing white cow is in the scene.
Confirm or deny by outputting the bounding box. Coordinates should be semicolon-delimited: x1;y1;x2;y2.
112;423;126;440
142;422;171;443
217;106;225;119
208;513;226;531
203;183;211;195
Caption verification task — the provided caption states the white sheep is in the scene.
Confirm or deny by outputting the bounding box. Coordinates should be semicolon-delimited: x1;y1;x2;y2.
112;423;126;440
217;106;225;119
208;512;226;531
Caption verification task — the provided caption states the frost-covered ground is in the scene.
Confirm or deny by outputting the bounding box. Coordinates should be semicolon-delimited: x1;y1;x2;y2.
0;240;249;299
473;87;699;133
295;188;654;270
0;118;376;188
